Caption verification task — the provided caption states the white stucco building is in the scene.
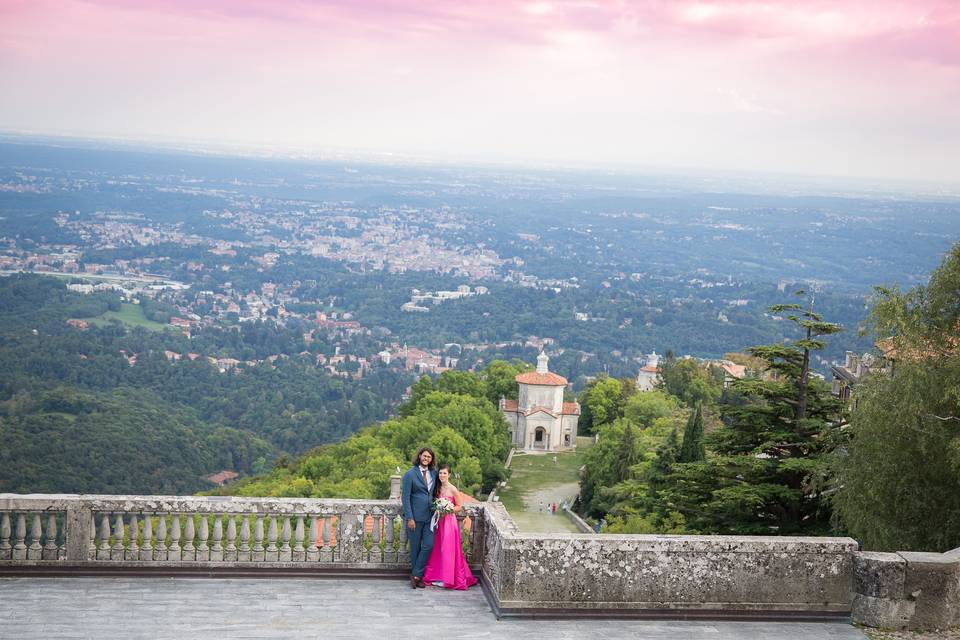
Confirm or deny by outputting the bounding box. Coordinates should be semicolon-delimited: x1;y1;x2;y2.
500;352;580;452
636;351;661;392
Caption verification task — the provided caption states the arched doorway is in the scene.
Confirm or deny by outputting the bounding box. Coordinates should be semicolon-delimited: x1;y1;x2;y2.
534;427;547;450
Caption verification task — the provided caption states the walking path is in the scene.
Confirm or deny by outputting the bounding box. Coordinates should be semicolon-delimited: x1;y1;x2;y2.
495;438;591;533
0;577;868;639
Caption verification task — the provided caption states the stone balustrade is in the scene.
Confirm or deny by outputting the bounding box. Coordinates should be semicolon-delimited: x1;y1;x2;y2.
0;494;484;571
5;492;958;628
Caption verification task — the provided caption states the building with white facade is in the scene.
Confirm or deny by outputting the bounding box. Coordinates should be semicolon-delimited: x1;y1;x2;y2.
500;352;580;452
636;351;661;392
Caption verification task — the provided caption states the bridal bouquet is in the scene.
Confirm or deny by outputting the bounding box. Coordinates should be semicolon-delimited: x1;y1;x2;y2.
430;497;455;530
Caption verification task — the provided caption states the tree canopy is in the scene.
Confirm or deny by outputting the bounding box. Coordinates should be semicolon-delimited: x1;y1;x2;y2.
832;242;960;551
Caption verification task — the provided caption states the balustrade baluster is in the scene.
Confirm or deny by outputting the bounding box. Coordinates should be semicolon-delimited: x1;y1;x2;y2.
13;513;27;560
253;516;265;562
42;513;58;560
27;513;42;560
140;515;153;561
155;516;167;561
266;517;279;561
88;514;97;558
370;514;381;563
0;513;12;560
110;513;124;560
97;514;111;560
210;514;223;561
292;516;305;562
320;516;333;562
111;514;125;560
126;514;139;560
384;514;396;563
183;515;195;560
239;517;251;562
306;517;319;562
197;515;209;562
279;516;292;561
169;514;182;561
398;515;408;560
225;516;237;562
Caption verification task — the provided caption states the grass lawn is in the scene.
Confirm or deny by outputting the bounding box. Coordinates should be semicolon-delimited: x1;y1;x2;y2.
89;303;170;331
496;436;593;533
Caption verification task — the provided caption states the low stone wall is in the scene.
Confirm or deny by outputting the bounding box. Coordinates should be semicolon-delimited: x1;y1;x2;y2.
481;502;857;619
561;504;594;534
853;547;960;629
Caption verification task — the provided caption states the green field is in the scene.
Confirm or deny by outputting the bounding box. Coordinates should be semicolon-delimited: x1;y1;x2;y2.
89;303;170;331
496;436;592;533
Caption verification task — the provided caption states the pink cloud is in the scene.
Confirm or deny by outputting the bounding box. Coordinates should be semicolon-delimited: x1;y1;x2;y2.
0;0;957;182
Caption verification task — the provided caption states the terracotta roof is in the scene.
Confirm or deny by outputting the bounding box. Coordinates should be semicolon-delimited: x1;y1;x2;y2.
721;363;746;379
205;470;240;485
515;371;568;386
561;402;581;415
638;365;659;374
501;399;519;412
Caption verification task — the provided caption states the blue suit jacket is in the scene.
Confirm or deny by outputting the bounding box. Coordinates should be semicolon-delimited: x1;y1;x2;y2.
401;466;438;523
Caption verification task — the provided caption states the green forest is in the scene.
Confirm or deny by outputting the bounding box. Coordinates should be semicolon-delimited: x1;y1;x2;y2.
574;243;960;552
213;364;522;499
0;274;410;494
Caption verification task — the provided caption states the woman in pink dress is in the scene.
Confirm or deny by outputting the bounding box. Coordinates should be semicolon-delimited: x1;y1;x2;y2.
422;465;478;590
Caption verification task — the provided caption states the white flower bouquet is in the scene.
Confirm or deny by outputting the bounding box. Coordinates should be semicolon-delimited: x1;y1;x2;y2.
430;497;455;530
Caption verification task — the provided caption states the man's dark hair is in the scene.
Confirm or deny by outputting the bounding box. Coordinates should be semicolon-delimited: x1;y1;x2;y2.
412;447;436;468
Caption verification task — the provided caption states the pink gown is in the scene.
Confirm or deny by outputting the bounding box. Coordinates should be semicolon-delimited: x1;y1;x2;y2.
422;492;478;590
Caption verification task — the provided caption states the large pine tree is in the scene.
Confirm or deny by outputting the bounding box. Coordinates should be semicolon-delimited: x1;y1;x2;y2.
663;295;844;534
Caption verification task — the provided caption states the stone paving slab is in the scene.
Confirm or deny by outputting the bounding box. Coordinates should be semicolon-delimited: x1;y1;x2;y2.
0;577;867;639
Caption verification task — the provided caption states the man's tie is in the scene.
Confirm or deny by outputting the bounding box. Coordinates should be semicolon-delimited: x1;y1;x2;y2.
422;468;429;489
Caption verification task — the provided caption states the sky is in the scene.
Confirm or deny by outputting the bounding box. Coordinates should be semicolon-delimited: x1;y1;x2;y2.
1;0;958;184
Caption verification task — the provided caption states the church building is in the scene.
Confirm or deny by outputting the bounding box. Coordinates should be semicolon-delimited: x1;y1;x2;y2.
636;351;661;392
500;352;580;452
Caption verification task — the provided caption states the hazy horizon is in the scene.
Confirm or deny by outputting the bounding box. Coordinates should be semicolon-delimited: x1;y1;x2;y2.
2;1;959;187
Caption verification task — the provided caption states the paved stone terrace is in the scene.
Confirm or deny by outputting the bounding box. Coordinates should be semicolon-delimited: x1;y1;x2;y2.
0;577;867;639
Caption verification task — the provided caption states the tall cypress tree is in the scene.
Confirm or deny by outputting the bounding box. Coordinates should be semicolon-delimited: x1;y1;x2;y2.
678;403;705;462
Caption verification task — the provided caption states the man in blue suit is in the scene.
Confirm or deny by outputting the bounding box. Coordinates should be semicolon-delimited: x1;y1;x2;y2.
401;447;438;589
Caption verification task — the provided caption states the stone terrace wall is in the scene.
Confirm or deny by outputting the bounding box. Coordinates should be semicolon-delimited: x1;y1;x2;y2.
481;502;857;618
853;547;960;629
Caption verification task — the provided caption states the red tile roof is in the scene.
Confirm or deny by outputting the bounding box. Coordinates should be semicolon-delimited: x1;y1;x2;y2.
721;363;746;379
515;371;568;386
205;470;240;486
502;399;519;412
639;365;659;373
561;402;581;415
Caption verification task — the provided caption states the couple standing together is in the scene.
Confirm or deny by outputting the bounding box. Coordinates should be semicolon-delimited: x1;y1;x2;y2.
401;447;477;590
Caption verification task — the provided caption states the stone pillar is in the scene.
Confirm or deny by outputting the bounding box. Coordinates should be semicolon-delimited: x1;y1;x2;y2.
853;549;960;630
338;509;366;564
389;475;402;500
65;503;93;562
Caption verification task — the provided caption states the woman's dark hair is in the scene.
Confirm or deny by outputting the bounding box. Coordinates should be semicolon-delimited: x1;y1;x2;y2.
412;447;436;468
433;464;451;500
